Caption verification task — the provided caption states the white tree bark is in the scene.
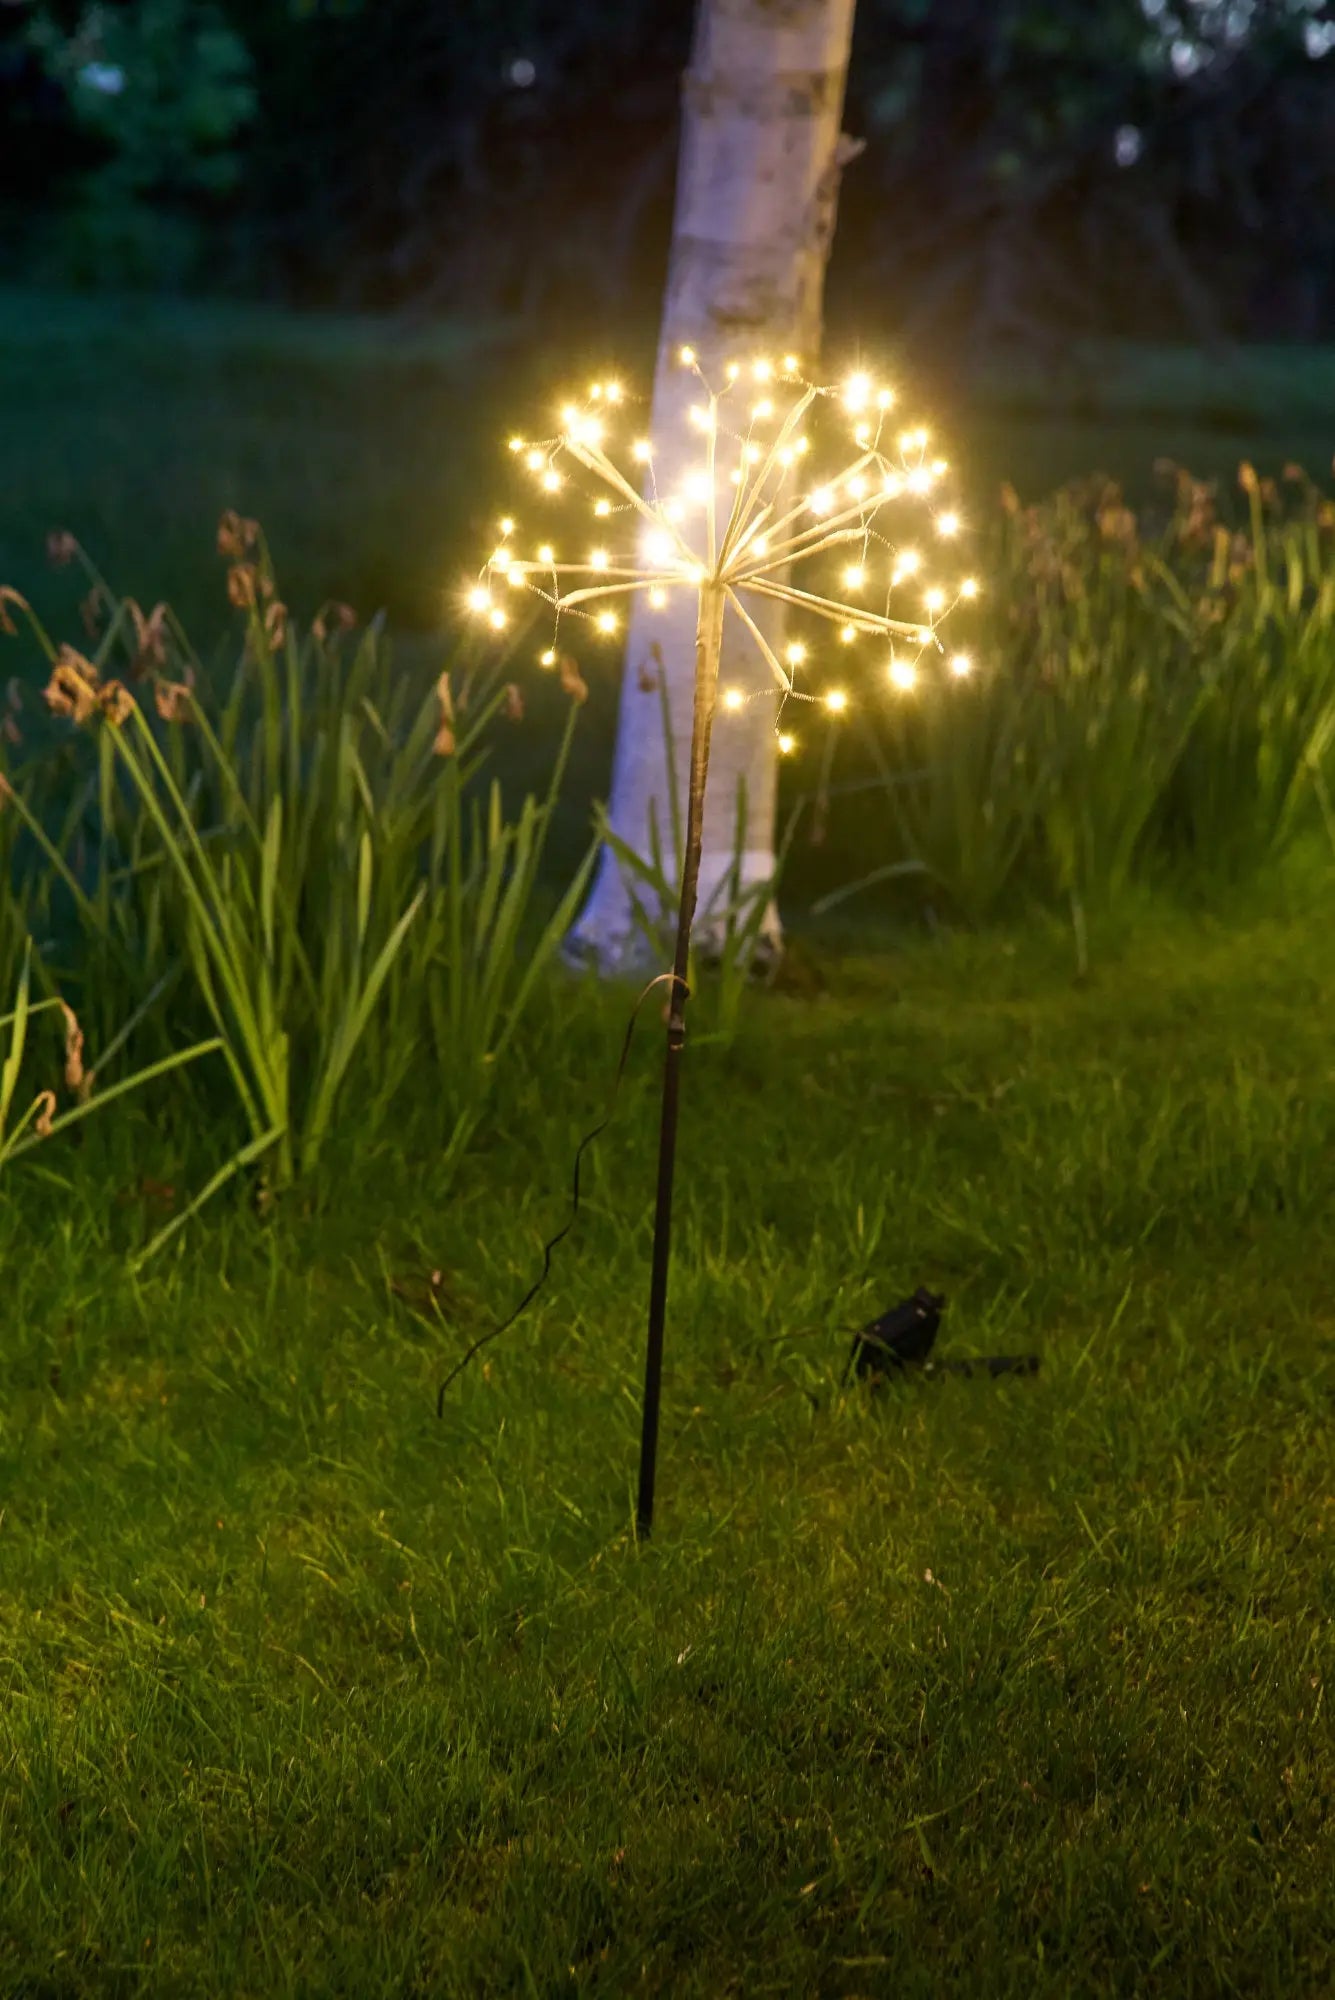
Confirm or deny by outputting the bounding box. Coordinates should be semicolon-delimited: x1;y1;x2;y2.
567;0;860;971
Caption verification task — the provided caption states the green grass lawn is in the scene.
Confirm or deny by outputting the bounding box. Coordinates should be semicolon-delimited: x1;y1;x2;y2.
1;872;1332;1996
2;286;1334;1994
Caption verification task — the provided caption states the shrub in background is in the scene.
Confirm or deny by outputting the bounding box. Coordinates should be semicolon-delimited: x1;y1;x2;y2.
23;0;256;287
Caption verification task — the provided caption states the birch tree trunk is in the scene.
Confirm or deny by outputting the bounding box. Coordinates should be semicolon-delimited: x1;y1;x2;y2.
567;0;860;971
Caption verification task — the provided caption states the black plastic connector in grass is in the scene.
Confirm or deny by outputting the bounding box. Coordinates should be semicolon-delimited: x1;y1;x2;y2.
843;1287;1040;1387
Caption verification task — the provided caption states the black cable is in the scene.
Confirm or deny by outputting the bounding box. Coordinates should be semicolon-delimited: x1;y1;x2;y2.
435;970;680;1415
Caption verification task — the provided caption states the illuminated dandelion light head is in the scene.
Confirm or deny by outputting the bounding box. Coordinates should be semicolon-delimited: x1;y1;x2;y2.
470;352;979;752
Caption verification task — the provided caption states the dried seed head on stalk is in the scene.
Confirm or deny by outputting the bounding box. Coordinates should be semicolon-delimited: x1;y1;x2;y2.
43;646;100;724
125;599;169;678
58;999;93;1102
558;653;588;704
43;647;135;728
433;668;455;756
97;680;135;727
227;563;259;610
154;679;195;725
79;590;105;641
312;602;357;642
33;1091;56;1140
217;510;260;561
0;586;32;638
469;354;979;750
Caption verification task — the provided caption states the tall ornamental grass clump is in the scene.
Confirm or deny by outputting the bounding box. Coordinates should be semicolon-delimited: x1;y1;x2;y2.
0;938;221;1182
0;519;592;1226
830;459;1335;937
1163;461;1335;878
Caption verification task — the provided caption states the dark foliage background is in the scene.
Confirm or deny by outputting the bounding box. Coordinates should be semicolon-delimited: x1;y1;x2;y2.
4;0;1335;359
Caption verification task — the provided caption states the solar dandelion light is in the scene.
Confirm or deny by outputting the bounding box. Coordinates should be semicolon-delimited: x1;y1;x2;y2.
470;350;977;1535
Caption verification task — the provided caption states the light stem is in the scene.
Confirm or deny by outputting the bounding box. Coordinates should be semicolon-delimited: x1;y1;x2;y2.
636;579;726;1539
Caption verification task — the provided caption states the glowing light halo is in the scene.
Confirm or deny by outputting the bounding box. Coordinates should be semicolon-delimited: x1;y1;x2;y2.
473;354;979;738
